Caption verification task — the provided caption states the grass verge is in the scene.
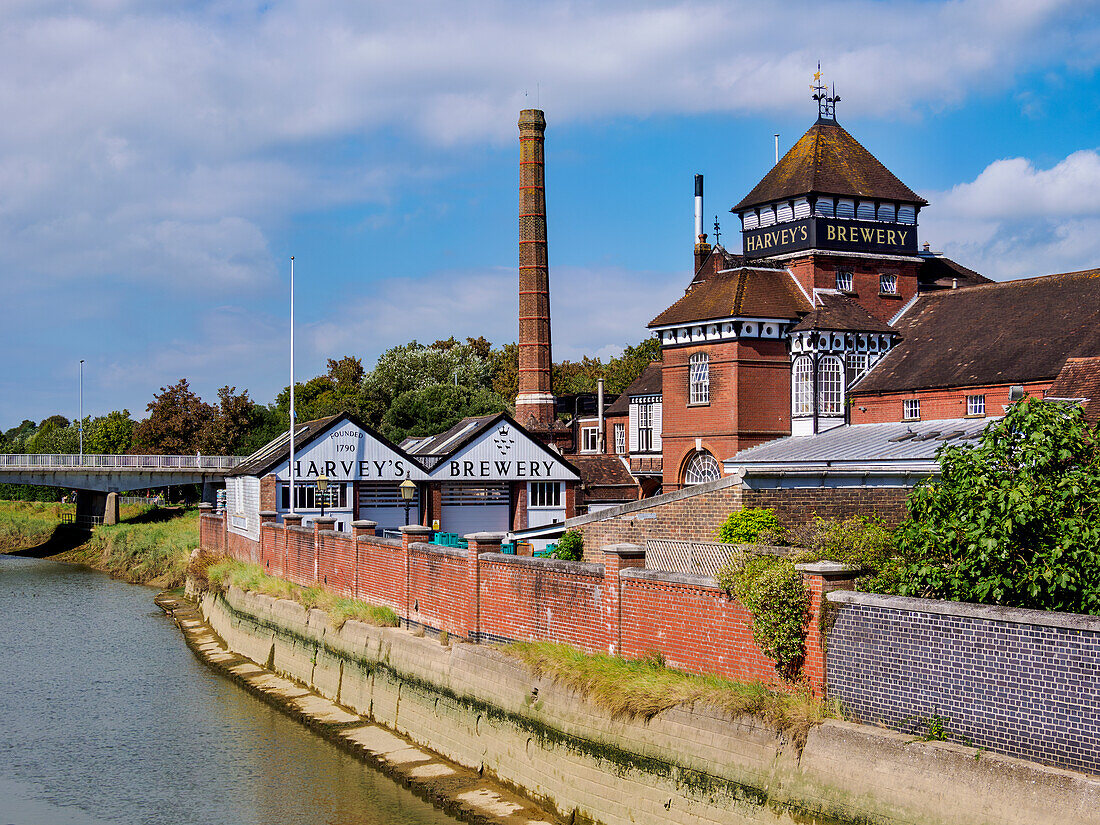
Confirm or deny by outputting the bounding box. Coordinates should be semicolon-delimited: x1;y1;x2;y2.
196;556;400;629
0;500;75;553
501;641;826;741
64;505;198;587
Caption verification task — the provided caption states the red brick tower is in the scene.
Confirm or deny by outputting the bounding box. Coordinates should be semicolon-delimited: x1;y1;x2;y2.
516;109;556;428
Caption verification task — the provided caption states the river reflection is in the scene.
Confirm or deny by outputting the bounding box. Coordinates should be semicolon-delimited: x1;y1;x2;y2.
0;555;457;825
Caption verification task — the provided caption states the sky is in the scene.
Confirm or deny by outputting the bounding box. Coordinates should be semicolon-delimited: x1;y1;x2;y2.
2;0;1100;430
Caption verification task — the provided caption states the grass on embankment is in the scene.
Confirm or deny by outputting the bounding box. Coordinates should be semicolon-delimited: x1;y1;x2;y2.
63;505;199;587
195;556;400;630
502;641;826;741
0;500;75;553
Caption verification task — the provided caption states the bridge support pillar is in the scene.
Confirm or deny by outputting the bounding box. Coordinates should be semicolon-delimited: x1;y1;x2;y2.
201;478;219;506
104;492;119;526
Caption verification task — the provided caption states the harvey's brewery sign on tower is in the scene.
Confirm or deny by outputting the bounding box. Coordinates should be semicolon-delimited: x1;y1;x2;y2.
737;71;924;259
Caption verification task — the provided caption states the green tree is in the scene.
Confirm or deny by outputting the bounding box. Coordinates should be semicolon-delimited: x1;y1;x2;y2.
380;384;508;443
131;379;217;454
204;387;260;455
87;410;135;454
603;336;661;394
896;398;1100;614
0;420;38;453
364;340;495;425
26;416;79;454
490;342;519;404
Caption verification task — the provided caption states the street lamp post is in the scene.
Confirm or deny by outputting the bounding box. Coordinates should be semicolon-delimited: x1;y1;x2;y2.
399;476;417;526
78;359;84;464
317;475;329;519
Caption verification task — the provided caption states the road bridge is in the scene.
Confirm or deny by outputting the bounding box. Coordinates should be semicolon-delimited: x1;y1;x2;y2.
0;454;242;526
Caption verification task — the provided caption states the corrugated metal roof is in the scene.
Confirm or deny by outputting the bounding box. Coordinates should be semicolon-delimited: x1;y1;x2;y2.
726;417;996;468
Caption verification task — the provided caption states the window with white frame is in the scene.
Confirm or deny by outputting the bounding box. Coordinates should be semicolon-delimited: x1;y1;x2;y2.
581;426;599;453
967;395;986;416
689;352;710;404
846;352;868;379
818;356;844;415
637;403;654;452
792;356;813;416
280;482;349;510
835;269;853;292
683;451;721;485
903;399;921;420
613;422;626;454
879;272;898;295
529;482;561;508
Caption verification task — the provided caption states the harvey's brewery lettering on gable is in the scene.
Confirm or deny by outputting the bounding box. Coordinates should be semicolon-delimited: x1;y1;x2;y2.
743;217;917;257
444;423;577;481
276;423;430;481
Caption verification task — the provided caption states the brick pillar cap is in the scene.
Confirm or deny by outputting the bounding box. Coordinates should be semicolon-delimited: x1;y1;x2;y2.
351;520;378;528
603;543;645;558
198;502;213;511
313;516;337;525
794;561;861;575
463;531;507;542
400;524;433;535
258;510;277;517
283;513;303;523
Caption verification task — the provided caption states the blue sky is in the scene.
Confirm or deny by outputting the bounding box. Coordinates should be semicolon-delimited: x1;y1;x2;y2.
2;0;1100;429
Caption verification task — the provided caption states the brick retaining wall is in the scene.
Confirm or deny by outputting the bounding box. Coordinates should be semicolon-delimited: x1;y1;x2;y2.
827;591;1100;775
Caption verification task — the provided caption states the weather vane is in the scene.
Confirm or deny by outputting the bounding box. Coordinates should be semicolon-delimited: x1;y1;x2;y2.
713;216;721;246
810;62;840;121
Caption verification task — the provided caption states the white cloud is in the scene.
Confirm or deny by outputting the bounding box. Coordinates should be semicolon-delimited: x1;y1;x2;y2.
921;149;1100;279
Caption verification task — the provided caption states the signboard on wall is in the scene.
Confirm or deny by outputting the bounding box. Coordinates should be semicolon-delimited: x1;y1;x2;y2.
428;423;579;482
742;218;919;258
273;421;430;481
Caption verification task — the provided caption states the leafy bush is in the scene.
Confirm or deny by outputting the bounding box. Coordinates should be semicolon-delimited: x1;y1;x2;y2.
896;398;1100;614
789;515;904;593
717;508;784;545
550;529;583;561
717;554;809;681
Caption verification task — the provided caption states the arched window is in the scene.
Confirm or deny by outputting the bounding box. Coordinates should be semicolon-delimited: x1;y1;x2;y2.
683;451;721;486
818;356;844;415
689;352;710;404
792;356;813;416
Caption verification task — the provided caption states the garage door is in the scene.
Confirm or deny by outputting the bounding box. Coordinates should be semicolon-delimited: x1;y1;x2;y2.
358;483;419;535
440;483;510;536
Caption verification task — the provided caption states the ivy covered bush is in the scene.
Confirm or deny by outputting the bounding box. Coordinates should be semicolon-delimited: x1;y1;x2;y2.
717;508;784;544
716;554;809;681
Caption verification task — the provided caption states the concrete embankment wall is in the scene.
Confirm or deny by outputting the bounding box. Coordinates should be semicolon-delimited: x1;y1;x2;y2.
201;585;1100;825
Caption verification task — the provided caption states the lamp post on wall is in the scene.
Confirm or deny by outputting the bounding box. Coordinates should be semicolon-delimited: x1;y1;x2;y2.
399;476;416;526
317;475;329;519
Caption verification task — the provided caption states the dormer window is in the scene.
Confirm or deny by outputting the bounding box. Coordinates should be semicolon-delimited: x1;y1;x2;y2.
835;269;853;292
880;273;898;295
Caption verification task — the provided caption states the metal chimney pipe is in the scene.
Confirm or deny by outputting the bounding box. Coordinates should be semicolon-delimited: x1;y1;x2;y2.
694;174;704;243
774;134;780;165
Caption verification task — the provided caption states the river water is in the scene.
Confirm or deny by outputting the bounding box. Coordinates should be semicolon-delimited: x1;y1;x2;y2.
0;555;457;825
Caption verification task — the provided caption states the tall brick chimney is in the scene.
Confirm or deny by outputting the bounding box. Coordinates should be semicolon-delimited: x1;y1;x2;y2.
516;109;555;428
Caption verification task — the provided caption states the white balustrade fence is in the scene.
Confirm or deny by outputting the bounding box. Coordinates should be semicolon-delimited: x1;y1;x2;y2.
0;454;242;470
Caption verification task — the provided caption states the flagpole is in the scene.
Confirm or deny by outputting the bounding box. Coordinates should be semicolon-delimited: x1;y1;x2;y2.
289;256;296;516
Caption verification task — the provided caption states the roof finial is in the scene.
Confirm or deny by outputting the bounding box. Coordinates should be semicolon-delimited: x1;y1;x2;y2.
811;62;840;122
713;215;721;246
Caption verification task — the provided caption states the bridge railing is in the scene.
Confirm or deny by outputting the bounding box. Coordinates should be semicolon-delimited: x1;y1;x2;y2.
0;454;243;470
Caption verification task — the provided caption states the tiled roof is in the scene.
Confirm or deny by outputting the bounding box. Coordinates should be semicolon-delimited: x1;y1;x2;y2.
734;120;927;212
917;255;992;291
649;266;812;327
606;362;663;415
571;454;637;489
1046;356;1100;424
790;293;896;333
853;269;1100;395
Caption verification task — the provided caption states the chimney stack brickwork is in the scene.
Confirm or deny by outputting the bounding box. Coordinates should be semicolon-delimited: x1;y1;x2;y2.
516;109;556;428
